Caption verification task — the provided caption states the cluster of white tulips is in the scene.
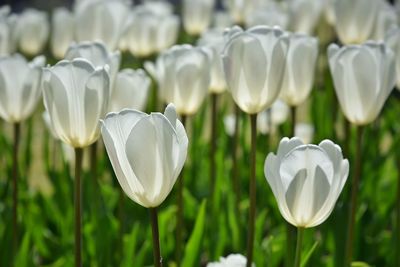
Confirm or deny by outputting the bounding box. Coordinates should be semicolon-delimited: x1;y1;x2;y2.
1;0;400;266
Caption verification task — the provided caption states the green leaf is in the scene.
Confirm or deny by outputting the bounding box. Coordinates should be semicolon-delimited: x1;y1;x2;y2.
301;240;319;267
351;262;372;267
181;200;207;267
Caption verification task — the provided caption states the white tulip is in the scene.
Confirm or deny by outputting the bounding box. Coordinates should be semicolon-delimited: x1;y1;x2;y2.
0;6;18;56
74;0;130;50
101;104;188;208
257;100;289;134
245;3;289;29
144;57;166;101
197;28;227;93
42;58;110;148
207;254;254;267
334;0;380;44
110;69;151;112
158;45;211;115
265;137;349;228
183;0;215;36
295;122;314;144
16;9;49;56
222;26;288;114
223;114;236;137
370;2;397;41
65;41;121;93
385;27;400;90
280;33;318;107
213;11;233;29
51;8;75;59
328;41;395;125
223;0;253;25
288;0;324;35
142;0;174;16
0;54;45;123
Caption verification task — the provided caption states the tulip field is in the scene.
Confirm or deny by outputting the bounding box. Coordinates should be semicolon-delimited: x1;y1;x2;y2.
1;0;400;267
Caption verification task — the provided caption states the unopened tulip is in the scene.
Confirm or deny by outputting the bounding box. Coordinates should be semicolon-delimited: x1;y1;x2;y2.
51;8;75;59
334;0;380;44
197;28;226;93
157;45;211;115
223;0;253;25
280;33;318;107
207;254;254;267
288;0;324;34
183;0;215;36
385;27;400;89
257;100;289;135
110;69;151;112
0;6;18;56
42;58;110;148
245;3;289;29
222;26;289;114
74;0;129;50
101;104;188;208
370;2;397;41
265;137;349;227
16;8;49;56
328;41;395;125
213;11;233;29
65;41;120;91
0;54;45;123
295;123;314;144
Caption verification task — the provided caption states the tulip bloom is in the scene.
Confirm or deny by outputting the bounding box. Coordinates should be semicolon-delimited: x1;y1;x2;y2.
328;41;395;125
223;0;253;25
288;0;324;35
51;8;75;59
183;0;215;36
245;4;289;29
265;137;349;227
0;6;18;56
370;2;397;41
207;254;253;267
42;58;110;148
385;27;400;90
65;41;121;92
222;26;288;114
101;104;188;208
280;33;318;107
16;8;49;56
334;0;380;44
74;0;129;50
157;45;211;115
110;69;151;112
257;100;289;135
197;28;226;93
0;54;45;123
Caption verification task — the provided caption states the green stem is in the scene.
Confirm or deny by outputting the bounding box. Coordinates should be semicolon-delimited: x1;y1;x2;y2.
232;104;241;214
396;157;400;267
210;93;217;206
294;228;305;267
246;113;257;267
150;207;162;267
176;115;187;267
12;122;20;255
344;125;364;267
74;148;84;267
290;106;296;137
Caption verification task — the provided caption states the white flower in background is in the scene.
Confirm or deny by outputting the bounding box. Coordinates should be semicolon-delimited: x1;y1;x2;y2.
0;6;18;56
0;54;45;123
295;122;314;144
213;11;233;29
144;56;166;102
280;33;319;107
110;69;151;112
334;0;380;44
324;0;336;25
42;58;110;148
245;2;289;29
328;41;395;125
51;7;75;59
222;26;289;114
157;45;211;115
197;28;227;93
183;0;215;36
223;0;253;25
370;1;397;41
74;0;130;50
65;41;121;92
288;0;324;35
223;114;236;137
207;254;254;267
257;100;289;135
142;0;174;16
16;8;49;56
101;104;188;208
264;137;349;228
385;27;400;90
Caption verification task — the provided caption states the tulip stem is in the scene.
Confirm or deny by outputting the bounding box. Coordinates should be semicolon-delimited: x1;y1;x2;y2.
232;104;241;213
290;106;296;137
396;156;400;267
176;115;187;267
12;122;20;255
294;227;304;267
150;207;162;267
74;147;84;267
210;93;217;206
344;125;364;267
246;113;257;267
